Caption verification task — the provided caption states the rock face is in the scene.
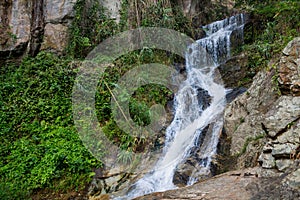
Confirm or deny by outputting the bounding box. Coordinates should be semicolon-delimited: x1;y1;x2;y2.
0;0;31;57
0;0;123;57
0;0;76;57
222;38;300;172
218;53;250;88
40;0;77;53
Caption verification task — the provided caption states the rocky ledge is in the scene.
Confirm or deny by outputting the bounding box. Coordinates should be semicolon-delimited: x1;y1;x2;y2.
135;165;300;200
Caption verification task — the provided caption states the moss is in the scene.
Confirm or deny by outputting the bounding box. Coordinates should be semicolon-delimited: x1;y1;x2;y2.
239;133;266;156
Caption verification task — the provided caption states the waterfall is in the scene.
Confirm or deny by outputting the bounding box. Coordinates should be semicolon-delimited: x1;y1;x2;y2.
119;13;246;199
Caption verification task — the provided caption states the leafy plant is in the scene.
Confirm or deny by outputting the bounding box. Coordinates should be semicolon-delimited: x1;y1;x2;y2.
0;52;101;199
67;0;119;58
239;133;266;155
237;0;300;74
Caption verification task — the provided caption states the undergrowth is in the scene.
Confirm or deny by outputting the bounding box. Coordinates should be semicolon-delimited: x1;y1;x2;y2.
0;52;101;199
236;0;300;73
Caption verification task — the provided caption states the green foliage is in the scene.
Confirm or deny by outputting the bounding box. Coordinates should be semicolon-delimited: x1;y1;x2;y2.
139;2;193;37
95;50;174;152
0;52;101;199
67;0;119;58
237;0;300;73
271;66;282;96
239;133;266;155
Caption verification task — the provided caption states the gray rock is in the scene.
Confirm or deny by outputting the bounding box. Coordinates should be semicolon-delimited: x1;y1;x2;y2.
0;0;120;56
222;37;300;174
275;159;294;172
88;178;104;197
262;142;273;153
219;53;249;88
258;153;275;169
264;96;300;137
272;143;298;157
282;37;300;56
284;168;300;190
223;69;279;155
135;168;300;200
44;0;76;23
0;0;31;53
101;0;121;22
277;121;300;144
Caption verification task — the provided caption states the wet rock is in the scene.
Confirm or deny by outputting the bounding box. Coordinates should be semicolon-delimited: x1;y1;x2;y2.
219;53;249;88
173;124;223;186
225;87;247;103
197;88;211;110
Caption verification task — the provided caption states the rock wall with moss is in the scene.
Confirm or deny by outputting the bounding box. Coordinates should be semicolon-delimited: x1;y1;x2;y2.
0;0;235;59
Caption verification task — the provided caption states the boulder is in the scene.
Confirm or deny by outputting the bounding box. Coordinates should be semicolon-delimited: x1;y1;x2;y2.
258;153;275;169
276;159;294;172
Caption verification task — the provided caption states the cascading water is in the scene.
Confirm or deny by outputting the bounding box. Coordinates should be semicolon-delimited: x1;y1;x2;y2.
121;13;246;199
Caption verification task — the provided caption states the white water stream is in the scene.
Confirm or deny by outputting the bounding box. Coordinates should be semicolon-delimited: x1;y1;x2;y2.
120;13;246;199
